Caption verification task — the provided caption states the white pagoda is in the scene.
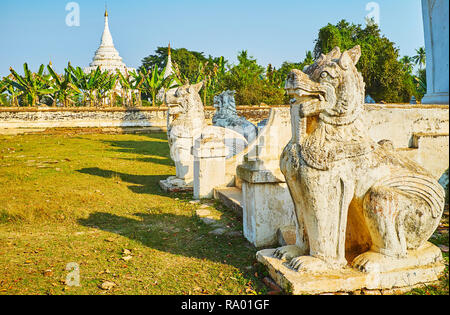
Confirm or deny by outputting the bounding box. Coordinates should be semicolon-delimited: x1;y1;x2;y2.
156;43;177;102
163;43;175;79
84;8;135;75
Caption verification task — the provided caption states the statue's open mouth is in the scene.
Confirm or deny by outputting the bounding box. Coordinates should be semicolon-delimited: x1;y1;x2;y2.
287;87;325;105
285;70;327;105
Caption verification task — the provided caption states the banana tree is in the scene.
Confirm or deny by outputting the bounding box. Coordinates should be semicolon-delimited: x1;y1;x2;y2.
67;64;90;106
47;64;80;107
69;66;107;107
193;58;226;106
414;75;427;99
117;70;144;107
0;78;7;105
9;63;53;106
96;72;117;107
141;65;167;106
1;75;22;106
86;67;107;107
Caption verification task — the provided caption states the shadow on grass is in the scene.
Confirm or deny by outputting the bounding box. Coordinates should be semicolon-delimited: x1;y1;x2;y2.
101;133;173;167
77;167;170;195
77;211;257;270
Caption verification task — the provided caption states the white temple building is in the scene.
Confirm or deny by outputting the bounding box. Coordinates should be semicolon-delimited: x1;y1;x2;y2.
84;8;135;75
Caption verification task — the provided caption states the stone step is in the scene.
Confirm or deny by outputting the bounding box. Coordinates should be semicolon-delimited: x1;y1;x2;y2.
213;187;243;217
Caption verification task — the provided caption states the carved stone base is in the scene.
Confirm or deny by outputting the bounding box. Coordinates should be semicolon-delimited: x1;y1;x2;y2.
159;176;193;193
256;243;445;295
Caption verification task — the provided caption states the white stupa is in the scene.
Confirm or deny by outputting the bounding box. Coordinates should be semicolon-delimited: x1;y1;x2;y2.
84;8;135;75
163;43;175;79
156;43;178;102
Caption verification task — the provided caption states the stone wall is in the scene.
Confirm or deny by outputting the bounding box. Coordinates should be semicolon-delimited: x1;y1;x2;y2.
0;106;273;131
0;107;169;130
363;104;449;148
0;105;448;147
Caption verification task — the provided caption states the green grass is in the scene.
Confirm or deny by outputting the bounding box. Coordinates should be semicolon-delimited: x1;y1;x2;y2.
0;131;447;295
0;132;266;295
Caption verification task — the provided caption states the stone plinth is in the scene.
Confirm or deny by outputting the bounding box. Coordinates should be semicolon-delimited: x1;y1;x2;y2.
193;138;228;199
257;243;445;295
237;162;296;248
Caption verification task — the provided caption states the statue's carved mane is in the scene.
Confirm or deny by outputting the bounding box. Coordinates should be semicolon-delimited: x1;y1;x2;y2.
285;46;375;170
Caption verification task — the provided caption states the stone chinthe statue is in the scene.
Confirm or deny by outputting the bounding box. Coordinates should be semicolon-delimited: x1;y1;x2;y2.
212;90;258;142
257;45;446;294
160;83;247;193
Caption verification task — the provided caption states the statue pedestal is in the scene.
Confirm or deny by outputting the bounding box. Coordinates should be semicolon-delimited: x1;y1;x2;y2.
237;162;296;248
193;138;228;199
256;243;445;295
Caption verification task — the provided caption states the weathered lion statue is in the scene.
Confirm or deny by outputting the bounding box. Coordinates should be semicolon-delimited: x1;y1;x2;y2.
213;90;258;142
164;82;205;188
275;45;445;274
163;83;247;190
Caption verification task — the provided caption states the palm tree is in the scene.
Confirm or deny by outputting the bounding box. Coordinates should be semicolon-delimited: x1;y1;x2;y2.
9;63;52;106
412;47;426;70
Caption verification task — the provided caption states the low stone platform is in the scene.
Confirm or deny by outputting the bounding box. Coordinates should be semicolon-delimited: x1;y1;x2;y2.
213;187;243;216
256;243;445;295
159;177;193;193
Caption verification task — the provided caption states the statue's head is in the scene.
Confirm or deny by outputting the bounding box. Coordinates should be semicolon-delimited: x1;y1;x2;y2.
285;45;365;125
165;82;204;117
213;90;237;115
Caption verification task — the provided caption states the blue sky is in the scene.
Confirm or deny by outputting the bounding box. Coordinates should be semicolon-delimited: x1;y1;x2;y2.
0;0;424;77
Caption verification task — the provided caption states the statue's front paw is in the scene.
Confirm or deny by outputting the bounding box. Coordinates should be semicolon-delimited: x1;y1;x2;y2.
273;245;304;262
289;256;329;272
352;252;382;273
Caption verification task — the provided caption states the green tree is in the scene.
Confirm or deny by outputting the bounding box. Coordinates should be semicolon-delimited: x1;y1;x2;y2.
140;47;224;84
218;51;285;105
277;51;315;84
414;68;427;101
313;20;414;103
400;56;414;74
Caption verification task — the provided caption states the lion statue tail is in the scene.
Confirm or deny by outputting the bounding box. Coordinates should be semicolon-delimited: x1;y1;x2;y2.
376;173;445;219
